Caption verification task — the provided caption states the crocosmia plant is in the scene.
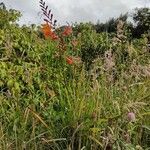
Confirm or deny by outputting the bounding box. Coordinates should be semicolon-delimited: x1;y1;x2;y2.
39;0;80;65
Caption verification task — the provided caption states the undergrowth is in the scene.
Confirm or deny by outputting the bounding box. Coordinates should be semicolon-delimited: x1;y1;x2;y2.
0;2;150;150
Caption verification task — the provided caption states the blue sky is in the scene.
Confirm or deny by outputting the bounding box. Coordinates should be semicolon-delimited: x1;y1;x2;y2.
3;0;150;26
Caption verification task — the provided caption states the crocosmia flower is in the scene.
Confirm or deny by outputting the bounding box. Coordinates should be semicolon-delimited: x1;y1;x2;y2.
41;23;58;40
41;23;52;37
50;32;59;40
62;26;72;36
66;56;73;65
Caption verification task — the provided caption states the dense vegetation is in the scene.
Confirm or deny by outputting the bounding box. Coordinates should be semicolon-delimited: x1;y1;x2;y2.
0;2;150;150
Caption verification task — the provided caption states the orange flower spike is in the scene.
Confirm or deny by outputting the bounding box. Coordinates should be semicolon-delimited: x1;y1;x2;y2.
41;23;52;38
51;32;59;40
62;26;72;36
66;56;73;65
41;23;59;40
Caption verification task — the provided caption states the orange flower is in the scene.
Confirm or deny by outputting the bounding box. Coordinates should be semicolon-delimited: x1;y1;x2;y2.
62;26;72;36
66;56;73;64
41;23;52;37
50;32;59;40
41;23;58;40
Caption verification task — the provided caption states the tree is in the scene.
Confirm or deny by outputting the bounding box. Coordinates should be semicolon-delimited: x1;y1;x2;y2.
132;7;150;38
94;14;128;33
0;4;21;28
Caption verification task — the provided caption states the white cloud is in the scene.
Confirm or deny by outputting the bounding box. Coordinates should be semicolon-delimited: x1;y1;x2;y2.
3;0;150;25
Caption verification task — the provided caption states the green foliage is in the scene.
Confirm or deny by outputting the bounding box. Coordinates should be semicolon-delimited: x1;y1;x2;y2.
95;13;128;33
132;7;150;38
94;7;150;39
0;7;21;28
80;26;110;68
0;5;150;150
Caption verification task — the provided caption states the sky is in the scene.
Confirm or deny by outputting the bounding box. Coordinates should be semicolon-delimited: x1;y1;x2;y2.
3;0;150;26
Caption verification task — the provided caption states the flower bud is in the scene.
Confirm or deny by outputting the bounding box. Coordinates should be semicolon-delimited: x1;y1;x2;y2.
127;112;136;122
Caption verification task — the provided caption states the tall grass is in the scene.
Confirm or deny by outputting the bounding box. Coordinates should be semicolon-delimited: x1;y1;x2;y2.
0;7;150;150
1;56;150;149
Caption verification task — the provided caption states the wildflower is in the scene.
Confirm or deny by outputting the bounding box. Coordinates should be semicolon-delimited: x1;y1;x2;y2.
50;32;59;40
41;23;52;37
62;26;72;36
41;23;58;40
127;112;136;122
66;56;73;65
